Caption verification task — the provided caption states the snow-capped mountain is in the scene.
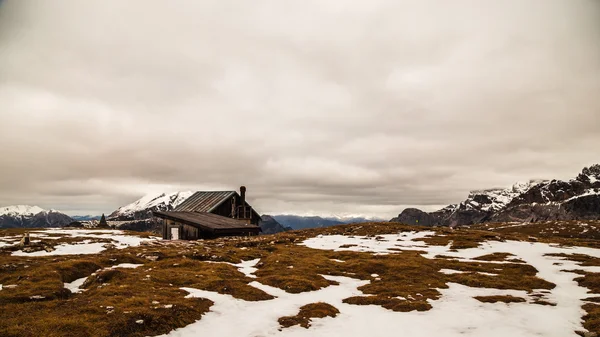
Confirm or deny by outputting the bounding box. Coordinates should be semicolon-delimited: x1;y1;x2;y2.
0;205;46;217
392;164;600;227
0;205;73;228
463;180;549;212
108;191;194;220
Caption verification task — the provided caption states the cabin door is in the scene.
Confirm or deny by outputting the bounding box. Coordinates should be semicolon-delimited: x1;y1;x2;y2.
171;227;180;240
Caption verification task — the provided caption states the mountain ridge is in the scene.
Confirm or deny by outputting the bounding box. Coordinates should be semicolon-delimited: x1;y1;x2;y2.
391;164;600;227
0;205;73;228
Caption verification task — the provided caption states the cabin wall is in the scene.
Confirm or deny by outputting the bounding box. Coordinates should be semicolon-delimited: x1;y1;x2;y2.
162;218;219;240
210;195;260;225
182;224;199;240
163;219;182;240
212;196;236;218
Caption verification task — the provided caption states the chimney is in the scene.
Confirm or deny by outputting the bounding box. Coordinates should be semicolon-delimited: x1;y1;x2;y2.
240;186;246;206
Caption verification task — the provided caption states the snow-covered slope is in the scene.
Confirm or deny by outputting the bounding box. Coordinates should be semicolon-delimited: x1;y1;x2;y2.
0;205;73;228
109;191;194;220
0;205;46;217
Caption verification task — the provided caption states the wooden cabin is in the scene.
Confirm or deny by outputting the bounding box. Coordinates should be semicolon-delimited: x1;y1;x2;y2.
153;186;261;240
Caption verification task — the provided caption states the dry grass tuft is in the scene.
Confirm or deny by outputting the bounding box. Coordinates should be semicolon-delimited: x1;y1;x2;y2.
582;303;600;335
546;253;600;267
473;253;514;262
278;302;339;329
474;295;526;304
343;295;432;312
532;299;557;306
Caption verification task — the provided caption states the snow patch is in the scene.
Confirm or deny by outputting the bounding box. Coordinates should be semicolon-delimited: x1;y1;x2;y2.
302;232;600;335
439;269;465;275
64;263;143;293
301;231;437;255
564;189;600;202
11;229;155;256
64;277;88;294
109;263;144;269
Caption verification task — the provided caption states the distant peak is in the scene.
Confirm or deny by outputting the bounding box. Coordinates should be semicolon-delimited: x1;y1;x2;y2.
111;191;194;218
0;205;46;216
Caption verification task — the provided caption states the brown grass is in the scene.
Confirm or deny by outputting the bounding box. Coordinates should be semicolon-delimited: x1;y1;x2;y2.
568;271;600;334
473;253;514;262
582;303;600;335
545;253;600;267
278;302;340;329
474;295;526;304
532;299;557;306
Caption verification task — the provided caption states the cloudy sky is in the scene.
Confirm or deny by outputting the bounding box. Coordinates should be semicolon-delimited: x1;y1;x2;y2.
0;0;599;218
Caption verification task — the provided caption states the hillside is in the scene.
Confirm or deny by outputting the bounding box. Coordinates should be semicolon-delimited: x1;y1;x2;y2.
392;164;600;227
259;215;292;234
0;205;73;229
1;221;600;336
272;215;344;230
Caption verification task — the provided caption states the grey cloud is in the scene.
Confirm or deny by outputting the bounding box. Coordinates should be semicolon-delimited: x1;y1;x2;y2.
0;0;599;217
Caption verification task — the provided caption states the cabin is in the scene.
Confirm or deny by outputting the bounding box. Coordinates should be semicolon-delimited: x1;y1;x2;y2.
153;186;261;240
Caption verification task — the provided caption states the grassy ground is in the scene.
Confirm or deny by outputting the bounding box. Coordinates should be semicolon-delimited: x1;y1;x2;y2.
0;222;599;336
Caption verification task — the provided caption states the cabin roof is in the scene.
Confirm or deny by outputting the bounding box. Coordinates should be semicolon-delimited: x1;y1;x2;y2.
153;211;261;233
173;191;237;213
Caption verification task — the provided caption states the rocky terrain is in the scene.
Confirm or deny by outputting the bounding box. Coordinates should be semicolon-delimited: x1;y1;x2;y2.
392;164;600;227
0;205;73;229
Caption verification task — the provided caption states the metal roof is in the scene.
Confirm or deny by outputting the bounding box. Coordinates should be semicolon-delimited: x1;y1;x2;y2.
173;191;237;213
153;211;261;233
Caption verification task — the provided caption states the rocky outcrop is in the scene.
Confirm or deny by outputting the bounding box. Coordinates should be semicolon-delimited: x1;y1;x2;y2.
391;164;600;227
390;208;439;226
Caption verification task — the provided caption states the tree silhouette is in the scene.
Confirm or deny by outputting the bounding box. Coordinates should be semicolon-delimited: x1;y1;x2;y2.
99;213;108;228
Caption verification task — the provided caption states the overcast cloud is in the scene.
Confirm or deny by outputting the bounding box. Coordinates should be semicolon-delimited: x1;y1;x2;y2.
0;0;599;218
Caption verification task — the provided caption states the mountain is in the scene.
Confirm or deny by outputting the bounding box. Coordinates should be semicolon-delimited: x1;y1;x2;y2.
272;215;386;230
259;215;292;234
109;191;194;221
105;191;195;233
272;215;345;230
324;216;387;224
0;205;73;228
391;164;600;227
72;215;101;221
